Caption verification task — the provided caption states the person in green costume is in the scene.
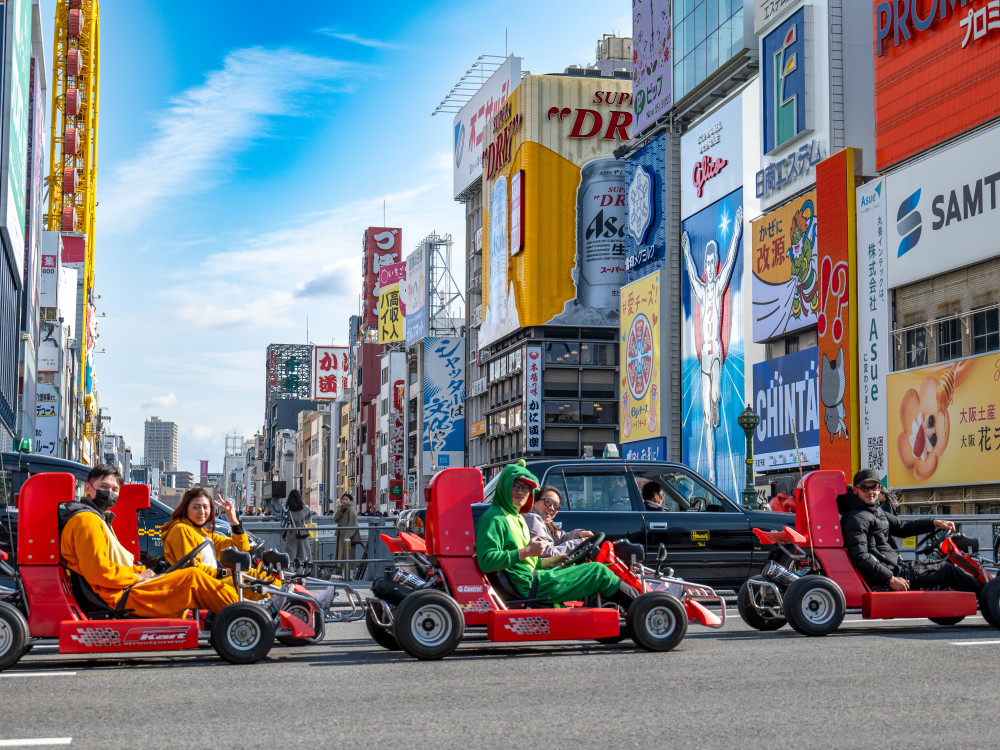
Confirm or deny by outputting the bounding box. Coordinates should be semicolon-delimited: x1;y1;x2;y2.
475;460;638;608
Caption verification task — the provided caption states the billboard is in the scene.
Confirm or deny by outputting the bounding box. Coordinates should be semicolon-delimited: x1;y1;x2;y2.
750;189;819;342
480;75;633;348
815;148;860;479
887;353;1000;488
681;188;746;502
680;92;743;220
1;0;30;280
620;271;662;443
22;57;44;332
453;56;521;198
377;284;404;344
524;344;542;452
312;346;348;401
874;0;1000;171
624;133;665;283
632;0;672;132
756;4;829;210
623;436;667;461
38;320;60;372
885;123;1000;289
856;178;890;481
34;383;57;455
361;227;402;331
422;337;465;471
404;242;427;345
752;346;820;471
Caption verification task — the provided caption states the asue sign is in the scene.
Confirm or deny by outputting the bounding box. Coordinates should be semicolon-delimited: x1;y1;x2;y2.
886;124;1000;288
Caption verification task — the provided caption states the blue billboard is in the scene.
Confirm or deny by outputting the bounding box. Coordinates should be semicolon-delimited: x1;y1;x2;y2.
422;337;466;471
623;436;667;462
752;346;820;471
680;188;745;503
624;132;666;284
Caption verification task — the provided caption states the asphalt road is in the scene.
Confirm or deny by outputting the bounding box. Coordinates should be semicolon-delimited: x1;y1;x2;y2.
2;606;999;750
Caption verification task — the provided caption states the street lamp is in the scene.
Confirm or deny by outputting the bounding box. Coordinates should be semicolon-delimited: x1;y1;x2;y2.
738;404;761;509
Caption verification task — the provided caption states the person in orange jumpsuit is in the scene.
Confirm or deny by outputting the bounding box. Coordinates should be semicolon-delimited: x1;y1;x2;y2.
59;465;238;618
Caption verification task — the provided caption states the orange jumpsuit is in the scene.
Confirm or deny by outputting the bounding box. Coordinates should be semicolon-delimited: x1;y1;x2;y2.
161;518;272;600
61;512;238;618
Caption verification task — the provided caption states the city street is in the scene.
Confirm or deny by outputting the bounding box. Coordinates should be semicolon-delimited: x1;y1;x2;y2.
3;608;998;749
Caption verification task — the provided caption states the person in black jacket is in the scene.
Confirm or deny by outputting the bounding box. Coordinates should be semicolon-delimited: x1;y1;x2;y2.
840;469;981;593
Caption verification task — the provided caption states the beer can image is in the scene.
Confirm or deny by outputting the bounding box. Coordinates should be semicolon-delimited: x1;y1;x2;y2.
576;158;626;309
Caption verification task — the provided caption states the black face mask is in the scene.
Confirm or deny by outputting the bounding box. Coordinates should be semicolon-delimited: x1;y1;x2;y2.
92;487;119;512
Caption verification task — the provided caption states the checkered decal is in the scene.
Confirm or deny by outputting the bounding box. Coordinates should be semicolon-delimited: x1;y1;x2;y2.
70;627;122;647
503;616;551;636
460;597;493;613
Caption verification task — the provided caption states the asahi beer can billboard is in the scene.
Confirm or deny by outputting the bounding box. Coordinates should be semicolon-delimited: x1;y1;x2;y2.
480;75;633;349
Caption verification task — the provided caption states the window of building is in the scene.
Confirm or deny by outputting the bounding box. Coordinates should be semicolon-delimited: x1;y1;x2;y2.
904;327;928;369
673;0;744;102
937;318;962;362
545;341;580;364
543;369;578;398
973;308;1000;355
545;401;580;424
541;426;579;457
581;343;616;365
580;369;616;399
581;401;618;424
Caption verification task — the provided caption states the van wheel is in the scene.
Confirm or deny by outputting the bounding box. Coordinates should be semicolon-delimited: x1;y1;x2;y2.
212;603;275;664
0;602;29;671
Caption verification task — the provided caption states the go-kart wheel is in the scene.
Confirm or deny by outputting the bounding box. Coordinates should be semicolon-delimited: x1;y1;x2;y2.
783;576;845;637
978;578;1000;629
929;616;965;626
393;589;464;660
0;602;29;672
737;581;786;631
277;601;325;646
212;602;275;664
626;592;687;652
561;532;606;566
366;606;401;651
161;539;213;575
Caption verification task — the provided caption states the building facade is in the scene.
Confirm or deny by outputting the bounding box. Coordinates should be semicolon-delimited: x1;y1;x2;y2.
143;416;178;472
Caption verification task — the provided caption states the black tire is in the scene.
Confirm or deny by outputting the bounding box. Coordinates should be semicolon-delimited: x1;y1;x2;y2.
277;602;325;646
979;578;1000;629
626;592;687;652
366;607;401;651
212;603;275;664
783;576;845;637
393;590;464;660
737;580;786;631
929;616;966;626
0;602;29;672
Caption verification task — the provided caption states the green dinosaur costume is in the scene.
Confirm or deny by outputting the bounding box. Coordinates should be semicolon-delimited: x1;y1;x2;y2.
475;460;621;603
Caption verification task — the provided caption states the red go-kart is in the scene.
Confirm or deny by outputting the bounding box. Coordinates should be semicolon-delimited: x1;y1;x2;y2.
0;473;321;671
738;470;1000;636
365;467;725;660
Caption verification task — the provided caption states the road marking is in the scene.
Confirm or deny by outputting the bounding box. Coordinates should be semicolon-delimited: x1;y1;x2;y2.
0;740;72;747
951;640;1000;646
0;672;77;678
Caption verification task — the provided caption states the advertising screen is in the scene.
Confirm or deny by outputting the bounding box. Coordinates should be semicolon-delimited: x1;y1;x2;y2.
752;346;820;471
750;189;819;342
681;188;746;502
856;177;890;482
620;271;661;444
422;337;466;471
887;353;1000;488
480;75;633;348
632;0;672;132
873;0;1000;170
361;227;402;331
815;148;860;479
404;242;427;345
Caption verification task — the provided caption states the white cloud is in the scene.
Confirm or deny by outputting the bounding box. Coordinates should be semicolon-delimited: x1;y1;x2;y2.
141;393;178;409
99;47;360;234
319;29;401;49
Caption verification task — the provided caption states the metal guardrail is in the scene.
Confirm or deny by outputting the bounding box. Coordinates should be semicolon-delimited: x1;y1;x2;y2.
242;519;399;581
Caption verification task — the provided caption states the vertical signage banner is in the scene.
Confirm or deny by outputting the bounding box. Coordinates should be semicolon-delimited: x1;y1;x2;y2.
38;320;60;372
680;189;746;502
422;337;466;471
34;383;58;455
524;344;542;452
404;243;427;345
625;133;666;283
1;0;30;278
750;189;819;341
378;283;404;344
816;148;860;479
856;178;889;481
752;346;820;470
312;346;349;400
361;227;402;331
620;271;661;443
632;0;673;132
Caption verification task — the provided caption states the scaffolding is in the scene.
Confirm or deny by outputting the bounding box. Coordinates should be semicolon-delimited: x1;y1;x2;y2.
423;232;464;336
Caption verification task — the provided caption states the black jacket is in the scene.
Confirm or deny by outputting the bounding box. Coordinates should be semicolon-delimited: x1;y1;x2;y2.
839;490;935;588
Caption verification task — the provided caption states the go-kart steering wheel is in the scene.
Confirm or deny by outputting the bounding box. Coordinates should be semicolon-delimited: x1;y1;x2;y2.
915;528;950;557
161;539;213;575
561;532;606;566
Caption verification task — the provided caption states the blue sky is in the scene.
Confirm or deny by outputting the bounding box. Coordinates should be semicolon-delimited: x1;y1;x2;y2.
38;1;630;473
